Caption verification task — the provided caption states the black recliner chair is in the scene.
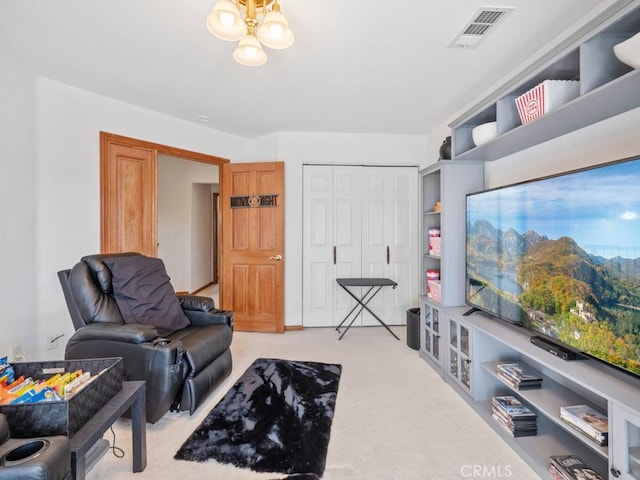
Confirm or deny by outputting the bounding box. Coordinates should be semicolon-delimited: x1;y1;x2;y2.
58;252;233;423
0;413;71;480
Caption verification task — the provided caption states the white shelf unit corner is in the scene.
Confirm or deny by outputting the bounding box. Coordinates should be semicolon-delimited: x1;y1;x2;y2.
449;0;640;163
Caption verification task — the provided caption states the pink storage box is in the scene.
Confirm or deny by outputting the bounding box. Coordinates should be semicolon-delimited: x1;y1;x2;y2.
515;80;579;125
429;236;441;257
428;280;441;303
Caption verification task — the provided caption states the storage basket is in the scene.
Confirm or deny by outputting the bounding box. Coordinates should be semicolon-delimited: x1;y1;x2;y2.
0;357;123;438
406;308;420;350
515;80;579;125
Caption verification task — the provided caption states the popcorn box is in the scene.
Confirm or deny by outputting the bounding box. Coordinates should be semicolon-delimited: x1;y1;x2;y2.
429;236;441;257
428;280;441;303
515;80;579;125
426;269;440;282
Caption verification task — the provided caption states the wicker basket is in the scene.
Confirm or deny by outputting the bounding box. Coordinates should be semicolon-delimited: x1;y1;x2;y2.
406;308;420;350
0;357;123;438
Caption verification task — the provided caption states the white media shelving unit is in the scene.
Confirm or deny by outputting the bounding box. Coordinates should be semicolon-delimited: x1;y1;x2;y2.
444;306;640;479
416;2;640;477
418;161;483;376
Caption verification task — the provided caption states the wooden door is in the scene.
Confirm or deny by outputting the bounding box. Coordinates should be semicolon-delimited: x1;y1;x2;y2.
101;137;157;256
220;162;285;332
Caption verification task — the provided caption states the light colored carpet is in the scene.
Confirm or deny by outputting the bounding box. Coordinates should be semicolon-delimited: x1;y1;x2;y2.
87;326;541;480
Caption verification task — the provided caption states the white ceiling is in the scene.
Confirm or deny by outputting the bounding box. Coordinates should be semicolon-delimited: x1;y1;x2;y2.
0;0;618;138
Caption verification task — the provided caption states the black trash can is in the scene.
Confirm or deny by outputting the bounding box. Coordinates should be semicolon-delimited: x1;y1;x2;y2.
406;308;420;350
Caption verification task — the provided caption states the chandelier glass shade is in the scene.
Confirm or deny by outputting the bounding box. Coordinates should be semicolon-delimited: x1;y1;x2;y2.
206;0;294;66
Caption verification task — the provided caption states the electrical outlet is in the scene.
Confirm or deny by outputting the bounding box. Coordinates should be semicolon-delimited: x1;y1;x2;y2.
10;344;23;362
47;334;63;351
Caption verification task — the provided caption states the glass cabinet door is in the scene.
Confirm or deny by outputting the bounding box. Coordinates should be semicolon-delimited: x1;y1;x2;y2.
627;422;640;479
450;319;458;347
460;324;469;356
450;349;458;378
423;307;432;354
446;315;473;396
432;308;439;360
419;299;443;373
611;404;640;479
449;318;459;378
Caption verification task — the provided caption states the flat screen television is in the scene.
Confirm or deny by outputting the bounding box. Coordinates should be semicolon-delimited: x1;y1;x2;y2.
465;156;640;377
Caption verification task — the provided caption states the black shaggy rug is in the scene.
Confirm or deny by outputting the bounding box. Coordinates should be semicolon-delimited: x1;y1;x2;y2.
175;358;342;478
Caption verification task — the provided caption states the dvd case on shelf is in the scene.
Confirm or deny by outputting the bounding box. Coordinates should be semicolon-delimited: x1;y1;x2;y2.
548;454;604;480
491;395;537;437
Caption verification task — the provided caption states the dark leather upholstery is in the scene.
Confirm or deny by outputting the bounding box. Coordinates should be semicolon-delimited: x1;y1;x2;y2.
59;253;233;423
0;414;71;480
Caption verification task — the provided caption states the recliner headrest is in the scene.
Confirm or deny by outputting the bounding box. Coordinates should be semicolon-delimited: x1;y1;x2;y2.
81;252;142;294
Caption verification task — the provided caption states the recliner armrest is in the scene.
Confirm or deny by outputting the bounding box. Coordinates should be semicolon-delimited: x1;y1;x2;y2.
66;323;159;345
178;295;216;312
178;294;234;329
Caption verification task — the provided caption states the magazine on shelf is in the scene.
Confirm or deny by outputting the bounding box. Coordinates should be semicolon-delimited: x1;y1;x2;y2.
549;454;605;480
560;405;608;446
496;362;543;384
492;396;537;420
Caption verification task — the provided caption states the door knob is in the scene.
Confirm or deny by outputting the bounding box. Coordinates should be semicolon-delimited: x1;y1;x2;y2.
269;254;283;261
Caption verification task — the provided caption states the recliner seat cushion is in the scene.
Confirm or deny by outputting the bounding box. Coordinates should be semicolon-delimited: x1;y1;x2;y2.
170;324;233;374
104;255;190;336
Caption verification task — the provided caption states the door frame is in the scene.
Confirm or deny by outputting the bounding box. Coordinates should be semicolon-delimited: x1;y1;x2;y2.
99;131;229;290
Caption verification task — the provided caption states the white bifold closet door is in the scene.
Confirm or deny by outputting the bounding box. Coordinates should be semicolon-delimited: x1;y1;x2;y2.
303;165;418;328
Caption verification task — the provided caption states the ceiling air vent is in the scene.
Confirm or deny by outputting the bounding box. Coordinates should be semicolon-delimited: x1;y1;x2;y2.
449;6;515;49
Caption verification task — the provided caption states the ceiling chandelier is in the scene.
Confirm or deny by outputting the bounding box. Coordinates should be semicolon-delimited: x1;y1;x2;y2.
206;0;294;67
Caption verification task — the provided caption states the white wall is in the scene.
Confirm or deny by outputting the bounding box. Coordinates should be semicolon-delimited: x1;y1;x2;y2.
0;53;37;361
157;155;219;292
3;65;246;360
190;183;214;291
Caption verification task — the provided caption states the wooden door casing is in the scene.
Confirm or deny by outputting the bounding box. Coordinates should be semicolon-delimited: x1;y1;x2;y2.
220;162;285;333
100;131;228;263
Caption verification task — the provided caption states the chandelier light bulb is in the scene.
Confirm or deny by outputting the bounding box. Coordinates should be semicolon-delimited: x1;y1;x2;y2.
257;9;294;49
206;0;246;42
233;34;268;66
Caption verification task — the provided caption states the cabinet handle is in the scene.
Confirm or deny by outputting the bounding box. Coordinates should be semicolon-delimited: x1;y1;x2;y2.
333;246;336;265
610;467;621;478
387;246;390;264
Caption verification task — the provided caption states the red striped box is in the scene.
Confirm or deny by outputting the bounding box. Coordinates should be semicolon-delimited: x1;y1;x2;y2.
515;80;579;125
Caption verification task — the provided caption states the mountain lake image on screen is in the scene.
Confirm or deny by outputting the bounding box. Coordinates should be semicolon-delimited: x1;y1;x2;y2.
465;156;640;376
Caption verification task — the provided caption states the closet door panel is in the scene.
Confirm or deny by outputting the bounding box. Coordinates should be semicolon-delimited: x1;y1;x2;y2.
361;167;419;325
303;166;335;327
333;166;363;326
